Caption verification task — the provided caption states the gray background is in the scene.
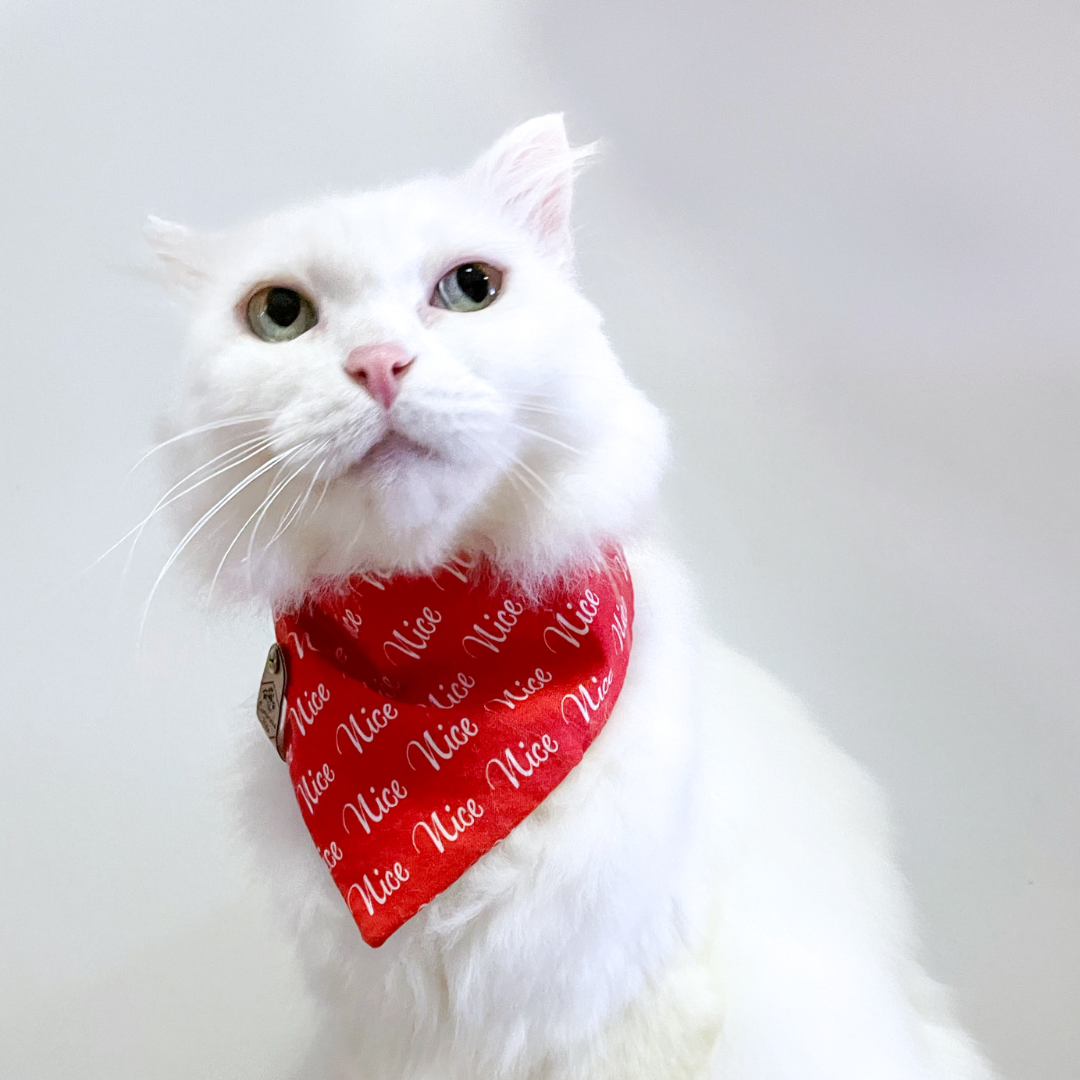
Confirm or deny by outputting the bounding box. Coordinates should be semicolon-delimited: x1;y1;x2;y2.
0;2;1076;1078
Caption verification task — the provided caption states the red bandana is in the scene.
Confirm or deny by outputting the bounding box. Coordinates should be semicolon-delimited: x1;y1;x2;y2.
264;546;634;946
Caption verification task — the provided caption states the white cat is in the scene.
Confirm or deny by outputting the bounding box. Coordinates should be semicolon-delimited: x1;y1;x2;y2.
147;115;997;1080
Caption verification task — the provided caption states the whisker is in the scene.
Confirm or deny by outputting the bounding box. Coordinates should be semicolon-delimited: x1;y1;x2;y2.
242;446;320;584
510;465;546;505
307;475;332;522
85;434;276;579
509;422;582;456
129;413;278;472
503;469;535;516
139;445;302;637
121;437;278;585
508;454;555;501
516;402;571;418
284;451;331;534
503;466;544;516
450;428;555;513
264;479;312;549
266;444;330;547
124;436;275;548
345;501;370;556
204;445;312;606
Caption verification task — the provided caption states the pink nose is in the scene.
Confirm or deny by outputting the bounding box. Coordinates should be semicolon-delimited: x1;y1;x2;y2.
343;342;414;409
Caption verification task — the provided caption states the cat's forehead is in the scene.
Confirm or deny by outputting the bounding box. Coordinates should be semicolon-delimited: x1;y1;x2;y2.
221;179;517;298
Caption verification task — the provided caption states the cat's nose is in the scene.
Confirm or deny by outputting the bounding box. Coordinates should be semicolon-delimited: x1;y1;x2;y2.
344;343;415;409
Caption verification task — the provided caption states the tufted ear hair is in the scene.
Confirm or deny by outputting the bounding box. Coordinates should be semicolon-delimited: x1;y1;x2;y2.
144;214;216;298
464;114;597;265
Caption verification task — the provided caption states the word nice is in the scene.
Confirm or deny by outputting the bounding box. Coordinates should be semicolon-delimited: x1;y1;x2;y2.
486;667;553;711
347;861;410;917
406;718;480;772
561;669;615;725
412;800;484;855
289;682;331;737
486;734;560;790
295;761;336;813
462;598;525;656
543;589;601;652
342;779;409;835
428;671;475;710
336;702;399;756
383;608;442;663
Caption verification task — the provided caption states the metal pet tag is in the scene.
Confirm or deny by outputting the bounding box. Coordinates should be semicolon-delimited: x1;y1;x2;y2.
256;642;288;760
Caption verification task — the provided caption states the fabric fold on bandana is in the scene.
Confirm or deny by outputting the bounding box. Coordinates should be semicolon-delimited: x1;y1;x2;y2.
273;545;634;946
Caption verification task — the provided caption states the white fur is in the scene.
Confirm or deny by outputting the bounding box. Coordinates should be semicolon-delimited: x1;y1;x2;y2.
151;116;997;1079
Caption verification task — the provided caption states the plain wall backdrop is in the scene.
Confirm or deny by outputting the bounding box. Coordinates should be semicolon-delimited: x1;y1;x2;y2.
1;2;1077;1078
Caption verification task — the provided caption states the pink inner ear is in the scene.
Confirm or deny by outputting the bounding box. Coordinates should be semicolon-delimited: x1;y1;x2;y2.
521;155;572;250
474;120;576;257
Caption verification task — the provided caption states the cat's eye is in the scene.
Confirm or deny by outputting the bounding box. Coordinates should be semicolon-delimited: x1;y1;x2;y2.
433;262;503;312
246;286;318;342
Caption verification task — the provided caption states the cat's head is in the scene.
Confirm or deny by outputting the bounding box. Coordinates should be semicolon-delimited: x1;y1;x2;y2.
149;115;668;603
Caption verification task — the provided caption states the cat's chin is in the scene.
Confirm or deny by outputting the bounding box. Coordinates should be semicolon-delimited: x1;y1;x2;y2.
337;442;489;532
326;458;500;566
340;431;442;480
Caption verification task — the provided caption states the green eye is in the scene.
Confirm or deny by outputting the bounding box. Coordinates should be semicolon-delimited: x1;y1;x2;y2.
246;286;318;342
434;262;503;312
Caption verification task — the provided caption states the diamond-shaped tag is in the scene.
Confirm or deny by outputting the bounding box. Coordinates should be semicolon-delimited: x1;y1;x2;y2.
256;643;288;760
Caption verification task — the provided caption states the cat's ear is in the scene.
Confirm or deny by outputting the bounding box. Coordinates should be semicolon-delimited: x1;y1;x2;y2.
144;215;215;299
465;114;596;264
